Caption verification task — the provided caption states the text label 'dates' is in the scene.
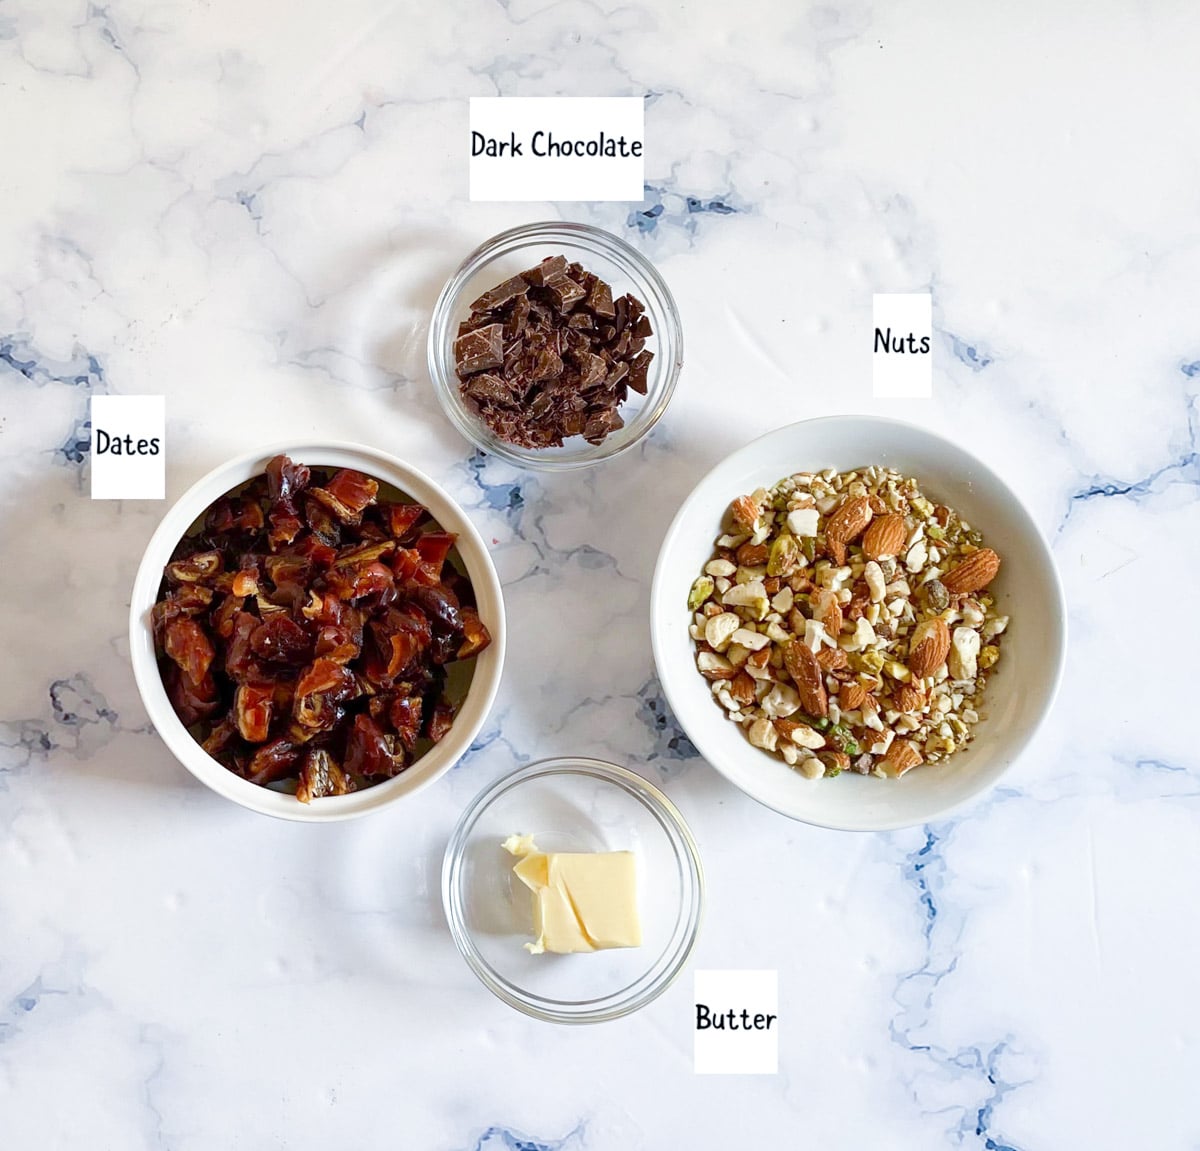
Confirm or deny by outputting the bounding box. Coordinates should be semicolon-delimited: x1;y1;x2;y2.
90;395;165;500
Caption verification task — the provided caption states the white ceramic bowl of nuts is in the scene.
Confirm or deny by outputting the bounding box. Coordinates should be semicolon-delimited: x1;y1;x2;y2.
651;416;1066;831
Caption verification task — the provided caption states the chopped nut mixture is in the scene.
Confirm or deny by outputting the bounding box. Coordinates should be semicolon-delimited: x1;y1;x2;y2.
687;467;1007;780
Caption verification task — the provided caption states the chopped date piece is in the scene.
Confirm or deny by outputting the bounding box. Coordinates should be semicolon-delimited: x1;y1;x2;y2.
152;585;213;645
163;664;221;727
414;531;458;576
429;629;460;666
166;551;223;585
247;738;300;786
331;560;394;603
408;583;462;635
164;618;216;687
457;607;492;659
453;254;653;449
265;454;311;503
268;507;304;550
331;540;395;571
379;502;426;540
304;494;343;544
427;700;457;744
344;714;400;779
200;717;239;757
374;605;433;678
296;749;353;803
322;469;379;519
250;615;312;664
292;534;337;568
389;695;423;752
154;457;484;800
293;657;358;731
235;683;274;743
225;611;261;683
315;624;361;664
211;593;244;640
230;568;259;597
206;497;265;535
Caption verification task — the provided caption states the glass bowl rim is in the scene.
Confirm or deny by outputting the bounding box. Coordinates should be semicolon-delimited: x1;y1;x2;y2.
426;220;684;472
441;756;705;1024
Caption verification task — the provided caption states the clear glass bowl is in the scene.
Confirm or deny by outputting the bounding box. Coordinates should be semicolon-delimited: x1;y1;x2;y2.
441;758;704;1023
427;222;683;470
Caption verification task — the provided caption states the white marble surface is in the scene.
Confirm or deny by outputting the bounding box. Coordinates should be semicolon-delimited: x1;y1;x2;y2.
2;1;1198;1147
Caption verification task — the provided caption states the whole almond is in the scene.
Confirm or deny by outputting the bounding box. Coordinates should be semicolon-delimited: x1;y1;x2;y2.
839;682;867;710
880;739;924;778
861;514;907;560
907;617;951;679
824;496;873;565
941;548;1001;594
895;684;926;713
815;646;849;671
783;639;828;718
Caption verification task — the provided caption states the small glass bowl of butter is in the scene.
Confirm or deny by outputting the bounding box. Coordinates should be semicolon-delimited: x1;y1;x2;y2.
441;758;704;1024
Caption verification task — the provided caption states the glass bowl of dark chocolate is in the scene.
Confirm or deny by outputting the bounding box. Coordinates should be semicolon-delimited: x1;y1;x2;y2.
428;221;682;470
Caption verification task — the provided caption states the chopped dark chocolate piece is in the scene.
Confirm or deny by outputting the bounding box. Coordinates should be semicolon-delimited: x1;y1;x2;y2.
454;323;505;376
464;373;515;406
524;255;568;286
586;279;615;318
542;273;585;313
504;295;531;340
469;273;529;313
628;350;654;395
453;252;655;449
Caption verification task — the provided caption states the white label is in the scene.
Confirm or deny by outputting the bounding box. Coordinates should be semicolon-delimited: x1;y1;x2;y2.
469;96;644;202
693;970;778;1075
872;293;932;399
90;395;165;500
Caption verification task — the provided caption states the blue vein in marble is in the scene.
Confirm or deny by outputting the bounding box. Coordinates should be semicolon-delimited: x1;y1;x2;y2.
1;673;125;782
1059;391;1199;534
889;822;1030;1151
0;335;108;466
628;183;747;238
465;1124;584;1151
636;674;699;768
464;450;525;520
0;976;65;1047
944;333;994;372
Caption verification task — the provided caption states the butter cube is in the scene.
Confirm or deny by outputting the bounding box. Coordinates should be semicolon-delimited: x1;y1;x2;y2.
503;836;641;955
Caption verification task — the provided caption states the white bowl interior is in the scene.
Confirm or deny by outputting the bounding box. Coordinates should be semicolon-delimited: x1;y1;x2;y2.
129;442;506;822
651;416;1066;831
